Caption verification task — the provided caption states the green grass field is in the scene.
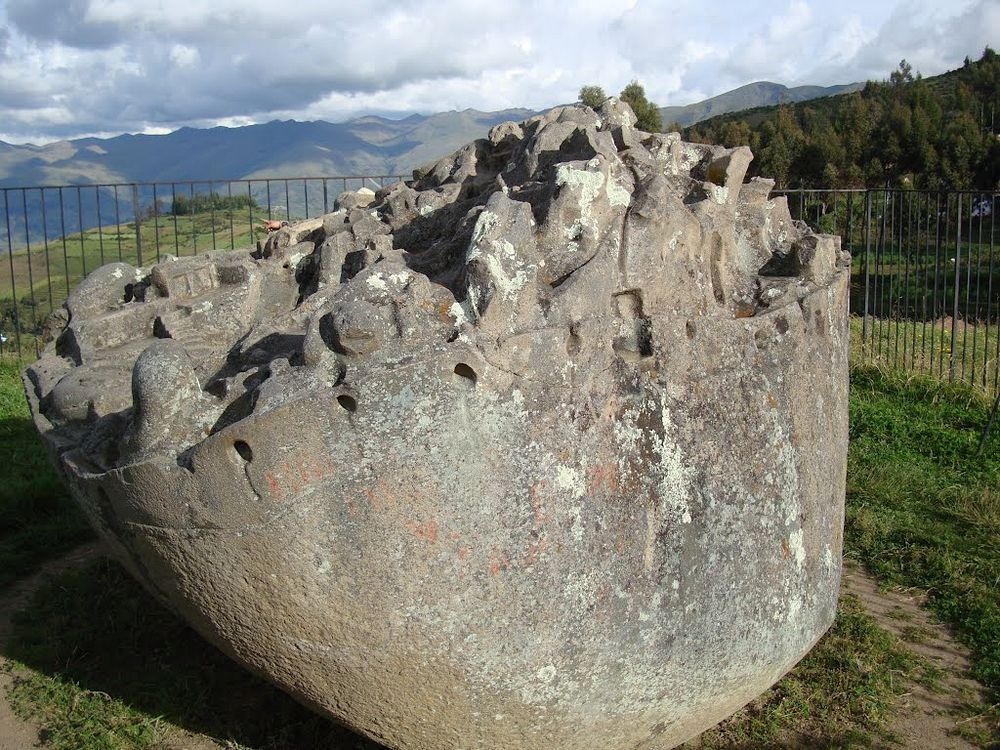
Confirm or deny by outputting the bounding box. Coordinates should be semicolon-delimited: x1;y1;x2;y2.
851;316;1000;399
847;367;1000;694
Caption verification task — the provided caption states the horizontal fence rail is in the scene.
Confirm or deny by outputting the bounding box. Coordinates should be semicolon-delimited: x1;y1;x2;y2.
1;175;404;359
3;180;999;399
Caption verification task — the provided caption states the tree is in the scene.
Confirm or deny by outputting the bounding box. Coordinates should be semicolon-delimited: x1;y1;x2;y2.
757;105;804;188
620;80;663;133
579;85;606;109
889;59;914;89
718;119;753;149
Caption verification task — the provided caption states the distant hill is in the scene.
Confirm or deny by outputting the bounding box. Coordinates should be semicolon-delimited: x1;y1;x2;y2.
0;71;946;246
659;81;864;128
0;108;536;189
0;77;874;190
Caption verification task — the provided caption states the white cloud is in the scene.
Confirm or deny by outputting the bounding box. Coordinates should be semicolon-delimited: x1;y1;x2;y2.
0;0;995;143
168;44;199;68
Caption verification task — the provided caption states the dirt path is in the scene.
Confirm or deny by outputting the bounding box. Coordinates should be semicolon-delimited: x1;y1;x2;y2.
0;551;993;749
841;561;993;749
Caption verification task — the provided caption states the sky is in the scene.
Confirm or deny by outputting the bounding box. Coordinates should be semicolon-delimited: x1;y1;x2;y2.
0;0;997;145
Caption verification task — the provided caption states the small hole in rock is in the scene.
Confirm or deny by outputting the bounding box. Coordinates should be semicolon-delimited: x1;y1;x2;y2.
454;363;477;385
234;440;253;462
686;321;696;340
153;316;172;339
566;329;582;356
337;394;358;412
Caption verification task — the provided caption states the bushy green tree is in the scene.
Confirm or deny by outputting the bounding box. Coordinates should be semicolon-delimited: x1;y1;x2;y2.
718;119;753;149
579;85;606;109
757;105;804;188
620;80;662;133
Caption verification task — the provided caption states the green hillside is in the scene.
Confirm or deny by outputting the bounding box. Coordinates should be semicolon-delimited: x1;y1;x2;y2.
683;49;1000;190
659;80;864;128
0;208;263;358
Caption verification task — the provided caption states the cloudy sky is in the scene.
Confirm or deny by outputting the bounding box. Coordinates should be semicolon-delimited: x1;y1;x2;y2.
0;0;997;144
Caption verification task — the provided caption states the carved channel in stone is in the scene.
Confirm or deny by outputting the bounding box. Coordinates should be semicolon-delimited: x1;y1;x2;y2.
612;290;652;361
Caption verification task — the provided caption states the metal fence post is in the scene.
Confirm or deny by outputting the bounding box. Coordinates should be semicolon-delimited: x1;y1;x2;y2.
862;190;872;352
950;193;962;382
131;183;144;267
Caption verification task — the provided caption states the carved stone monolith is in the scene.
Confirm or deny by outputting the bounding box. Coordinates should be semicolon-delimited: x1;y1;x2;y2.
24;99;850;750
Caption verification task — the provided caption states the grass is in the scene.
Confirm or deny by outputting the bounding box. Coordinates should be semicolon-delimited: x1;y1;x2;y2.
850;316;1000;399
847;365;1000;704
1;354;1000;747
0;359;92;590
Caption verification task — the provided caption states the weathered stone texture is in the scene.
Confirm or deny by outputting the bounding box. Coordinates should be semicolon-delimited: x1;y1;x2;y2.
24;99;850;750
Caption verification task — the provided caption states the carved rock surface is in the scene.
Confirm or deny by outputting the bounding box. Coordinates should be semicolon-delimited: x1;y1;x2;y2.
24;100;850;750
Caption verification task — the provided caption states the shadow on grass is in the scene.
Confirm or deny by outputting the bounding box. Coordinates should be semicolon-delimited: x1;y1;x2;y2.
4;556;388;750
0;411;94;591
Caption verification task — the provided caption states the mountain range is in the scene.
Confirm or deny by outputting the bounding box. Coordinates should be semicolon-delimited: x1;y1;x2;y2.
0;80;863;189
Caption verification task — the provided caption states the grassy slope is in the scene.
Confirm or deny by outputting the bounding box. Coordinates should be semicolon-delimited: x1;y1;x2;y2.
0;360;92;590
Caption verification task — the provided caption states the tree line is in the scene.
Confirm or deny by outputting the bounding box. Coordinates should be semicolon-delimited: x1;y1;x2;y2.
580;49;1000;191
684;49;1000;190
169;192;259;216
579;82;663;133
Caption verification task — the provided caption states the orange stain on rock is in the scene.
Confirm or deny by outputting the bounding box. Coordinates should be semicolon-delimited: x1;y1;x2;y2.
405;518;440;544
523;537;549;566
260;455;336;503
264;472;283;500
363;478;399;511
586;462;619;494
488;551;511;576
529;482;550;525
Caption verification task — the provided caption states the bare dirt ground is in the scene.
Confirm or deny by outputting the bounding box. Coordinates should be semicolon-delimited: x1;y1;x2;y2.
0;550;993;749
841;561;994;749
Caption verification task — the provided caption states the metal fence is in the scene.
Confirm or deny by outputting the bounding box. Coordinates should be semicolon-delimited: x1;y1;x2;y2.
3;181;999;397
0;175;404;359
779;189;999;396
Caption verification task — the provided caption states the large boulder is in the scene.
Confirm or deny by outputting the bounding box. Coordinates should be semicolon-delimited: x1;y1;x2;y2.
24;99;850;750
